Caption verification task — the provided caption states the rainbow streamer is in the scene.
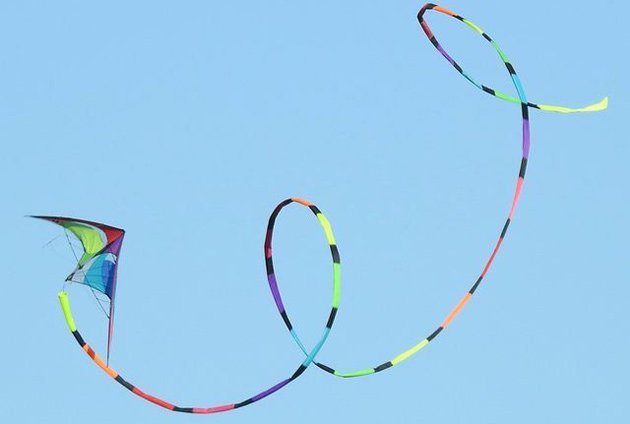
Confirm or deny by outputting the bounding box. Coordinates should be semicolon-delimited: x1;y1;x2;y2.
38;3;606;414
271;2;607;379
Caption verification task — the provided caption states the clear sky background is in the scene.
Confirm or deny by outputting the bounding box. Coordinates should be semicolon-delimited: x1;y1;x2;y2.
1;1;627;423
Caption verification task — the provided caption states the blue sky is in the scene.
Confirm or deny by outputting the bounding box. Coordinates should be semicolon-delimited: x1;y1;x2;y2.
1;1;627;423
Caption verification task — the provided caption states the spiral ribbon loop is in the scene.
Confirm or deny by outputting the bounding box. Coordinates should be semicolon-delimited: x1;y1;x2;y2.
268;2;607;378
55;3;607;413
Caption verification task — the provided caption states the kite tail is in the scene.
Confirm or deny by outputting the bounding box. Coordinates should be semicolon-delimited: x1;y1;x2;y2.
418;3;608;115
45;2;608;413
267;3;607;378
532;97;608;113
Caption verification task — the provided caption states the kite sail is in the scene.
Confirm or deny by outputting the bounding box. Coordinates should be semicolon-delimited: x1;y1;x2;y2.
32;216;125;364
34;3;607;414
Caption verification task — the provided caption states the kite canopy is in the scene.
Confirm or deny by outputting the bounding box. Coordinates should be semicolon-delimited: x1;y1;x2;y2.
32;216;124;362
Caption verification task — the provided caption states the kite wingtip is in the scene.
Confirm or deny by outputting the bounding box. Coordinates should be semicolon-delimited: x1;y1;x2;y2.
28;215;55;221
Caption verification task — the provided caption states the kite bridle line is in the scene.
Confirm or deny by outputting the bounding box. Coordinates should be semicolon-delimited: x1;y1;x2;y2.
267;3;607;378
50;2;607;413
57;197;341;414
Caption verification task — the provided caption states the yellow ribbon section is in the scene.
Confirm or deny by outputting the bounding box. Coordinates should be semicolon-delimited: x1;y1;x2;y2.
58;291;77;332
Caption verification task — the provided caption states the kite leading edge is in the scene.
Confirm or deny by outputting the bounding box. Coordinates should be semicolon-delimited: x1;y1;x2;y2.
34;3;607;414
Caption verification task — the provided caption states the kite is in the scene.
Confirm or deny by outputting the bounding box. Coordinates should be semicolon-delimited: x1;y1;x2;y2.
31;216;124;364
34;3;607;414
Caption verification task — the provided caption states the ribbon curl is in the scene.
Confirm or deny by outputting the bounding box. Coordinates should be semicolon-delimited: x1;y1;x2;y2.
45;3;606;414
